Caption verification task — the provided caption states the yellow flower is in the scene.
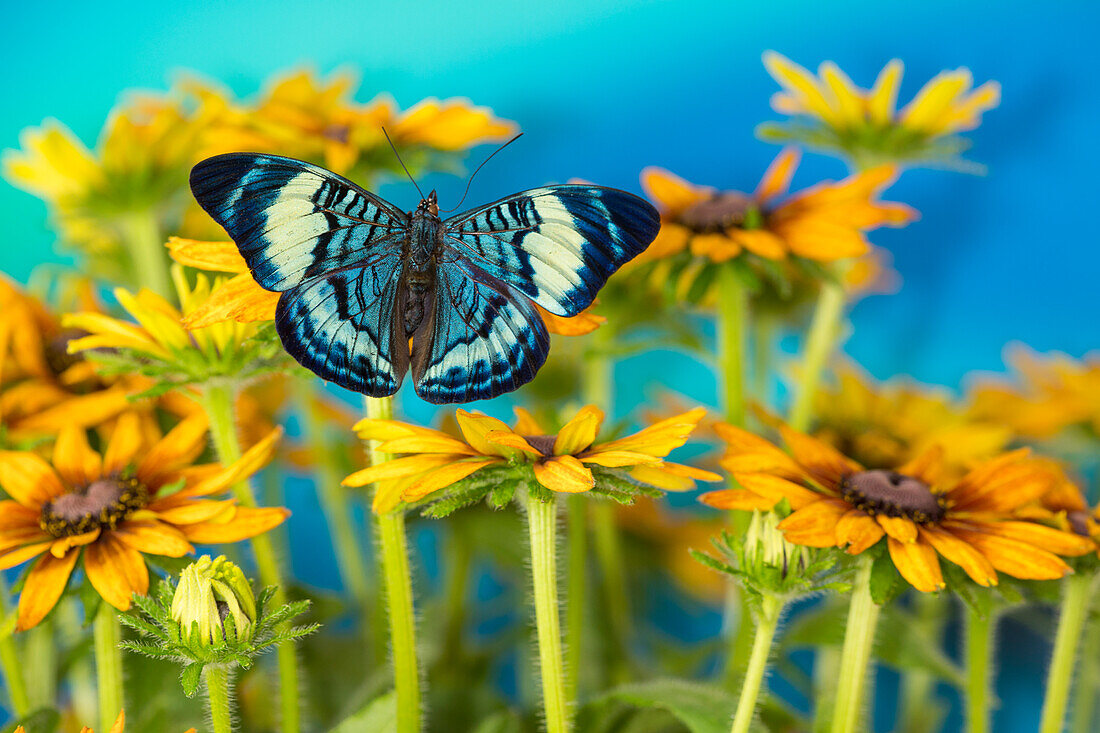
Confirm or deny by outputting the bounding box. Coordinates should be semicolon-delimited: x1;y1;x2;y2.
760;52;1000;169
638;149;915;267
166;237;604;337
16;709;197;733
967;345;1100;440
344;406;720;512
389;97;517;151
0;412;287;629
701;424;1093;592
804;361;1012;473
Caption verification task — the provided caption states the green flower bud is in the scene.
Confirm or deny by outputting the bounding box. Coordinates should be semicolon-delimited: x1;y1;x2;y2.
171;555;256;646
744;510;810;580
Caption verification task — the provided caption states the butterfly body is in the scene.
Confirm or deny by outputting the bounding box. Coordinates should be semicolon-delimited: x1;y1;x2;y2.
190;153;659;404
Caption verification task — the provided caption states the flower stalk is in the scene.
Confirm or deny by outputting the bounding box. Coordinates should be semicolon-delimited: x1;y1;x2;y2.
367;395;421;733
204;665;234;733
1071;620;1100;733
119;207;170;300
564;494;587;702
830;554;881;733
93;605;125;733
789;279;846;432
528;492;570;733
964;605;997;733
1040;571;1097;733
730;592;783;733
0;583;30;718
199;382;300;733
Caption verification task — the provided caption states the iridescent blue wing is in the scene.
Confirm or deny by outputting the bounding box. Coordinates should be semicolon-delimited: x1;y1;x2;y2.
190;153;411;396
411;257;549;404
442;185;659;317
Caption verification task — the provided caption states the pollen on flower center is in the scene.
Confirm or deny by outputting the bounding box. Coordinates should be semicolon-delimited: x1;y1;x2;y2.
840;469;945;524
40;475;149;537
523;435;559;457
679;192;754;232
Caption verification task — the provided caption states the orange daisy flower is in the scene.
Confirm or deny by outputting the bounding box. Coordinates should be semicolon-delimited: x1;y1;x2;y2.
344;406;720;512
166;237;605;337
700;423;1093;592
0;412;288;630
637;148;916;266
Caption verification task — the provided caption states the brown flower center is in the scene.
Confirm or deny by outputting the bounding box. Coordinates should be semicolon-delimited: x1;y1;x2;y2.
523;435;558;457
44;328;86;378
840;470;945;524
40;475;149;537
1068;510;1091;537
322;123;351;143
679;192;754;232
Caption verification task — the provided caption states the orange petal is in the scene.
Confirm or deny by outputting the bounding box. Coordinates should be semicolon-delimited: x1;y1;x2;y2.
136;413;209;486
0;501;40;531
166;238;248;273
113;520;195;557
580;450;662;468
0;451;65;507
182;507;290;544
728;229;787;260
733;472;822;510
876;515;919;544
183;426;282;497
148;498;237;525
896;445;946;487
343;454;463;487
102;412;144;475
554;405;604;455
919;526;997;587
779;426;860;486
887;537;945;592
52;423;103;487
628;462;719;491
16;548;79;630
835;510;885;554
777;499;848;547
0;541;52;571
640;167;713;214
512;407;544;436
84;534;148;610
533;456;595;494
402;457;500;503
755;147;801;204
539;305;605;336
947;527;1071;581
49;529;101;558
485;431;543;456
699;489;777;511
182;275;279;329
965;521;1094;558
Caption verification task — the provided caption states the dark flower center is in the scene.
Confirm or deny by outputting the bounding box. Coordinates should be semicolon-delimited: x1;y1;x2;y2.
322;124;350;143
840;469;945;524
1068;510;1091;537
40;475;149;538
44;328;87;378
523;435;558;457
679;192;754;233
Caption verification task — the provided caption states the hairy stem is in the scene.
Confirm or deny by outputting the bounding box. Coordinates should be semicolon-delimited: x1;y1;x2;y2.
964;605;998;733
528;494;570;733
1041;572;1096;733
93;606;124;733
564;495;587;702
119;208;170;300
204;665;234;733
731;593;783;733
789;280;845;432
830;555;881;733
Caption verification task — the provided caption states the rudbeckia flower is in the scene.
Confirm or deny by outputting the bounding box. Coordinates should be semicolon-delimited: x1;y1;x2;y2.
804;361;1012;473
166;237;605;337
638;148;915;266
344;406;720;512
0;412;287;630
701;424;1093;592
759;52;1000;169
967;345;1100;440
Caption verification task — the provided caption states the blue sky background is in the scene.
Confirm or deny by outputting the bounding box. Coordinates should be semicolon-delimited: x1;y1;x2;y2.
2;2;1097;730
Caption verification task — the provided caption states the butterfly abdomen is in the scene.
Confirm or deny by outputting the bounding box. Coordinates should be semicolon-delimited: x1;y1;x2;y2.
402;206;445;336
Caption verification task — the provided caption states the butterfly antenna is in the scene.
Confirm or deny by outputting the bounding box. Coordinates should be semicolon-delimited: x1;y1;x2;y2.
440;133;524;213
382;127;426;199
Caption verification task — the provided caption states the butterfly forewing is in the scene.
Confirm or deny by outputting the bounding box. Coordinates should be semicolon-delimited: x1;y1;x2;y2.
443;185;660;317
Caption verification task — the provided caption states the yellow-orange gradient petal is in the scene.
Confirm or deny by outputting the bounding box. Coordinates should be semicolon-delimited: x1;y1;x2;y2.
343;454;464;487
919;525;997;587
754;147;801;204
402;457;500;502
16;548;80;630
699;489;777;512
137;413;209;486
84;534;149;610
0;451;65;507
166;238;248;273
877;515;919;544
456;410;523;458
733;472;822;510
183;506;291;544
182;275;279;329
629;462;721;491
640;167;712;214
835;510;885;554
780;426;861;486
967;521;1094;557
113;520;195;557
554;406;605;455
947;527;1071;581
52;423;103;488
533;455;595;494
888;537;945;592
777;499;848;547
102;412;144;475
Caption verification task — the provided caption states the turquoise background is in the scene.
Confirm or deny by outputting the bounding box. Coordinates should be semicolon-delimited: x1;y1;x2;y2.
3;1;1098;731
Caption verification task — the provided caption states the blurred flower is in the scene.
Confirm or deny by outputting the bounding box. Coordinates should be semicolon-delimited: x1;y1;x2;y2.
345;406;720;512
13;710;167;733
701;424;1093;592
967;345;1100;440
63;265;288;392
802;360;1012;473
0;412;286;629
758;52;1000;170
166;237;603;336
172;554;256;646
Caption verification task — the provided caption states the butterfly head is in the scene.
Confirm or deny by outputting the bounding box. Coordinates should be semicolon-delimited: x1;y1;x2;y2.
416;191;440;218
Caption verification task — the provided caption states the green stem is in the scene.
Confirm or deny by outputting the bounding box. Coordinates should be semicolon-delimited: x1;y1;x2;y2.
722;511;755;687
717;262;748;426
964;605;996;733
896;591;945;733
528;494;570;733
1071;617;1100;733
830;555;881;733
93;606;124;733
592;500;630;683
24;619;55;710
367;396;421;733
204;665;234;733
564;495;587;702
297;381;371;611
1041;572;1097;733
730;593;784;733
200;382;300;733
119;208;170;300
788;280;846;432
59;599;98;725
751;314;776;403
441;524;472;663
0;579;30;718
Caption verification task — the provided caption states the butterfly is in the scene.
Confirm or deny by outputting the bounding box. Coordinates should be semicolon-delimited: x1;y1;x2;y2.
189;153;659;404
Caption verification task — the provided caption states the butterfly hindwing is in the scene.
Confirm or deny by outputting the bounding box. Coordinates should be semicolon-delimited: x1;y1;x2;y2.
276;257;409;396
189;153;408;291
411;257;549;404
444;185;659;317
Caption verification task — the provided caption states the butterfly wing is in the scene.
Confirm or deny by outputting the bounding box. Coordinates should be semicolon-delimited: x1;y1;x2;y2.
411;257;549;404
442;185;659;317
190;153;411;395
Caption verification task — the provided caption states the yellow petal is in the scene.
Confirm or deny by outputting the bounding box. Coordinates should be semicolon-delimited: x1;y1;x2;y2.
84;534;148;610
182;274;279;329
533;456;595;494
868;59;904;125
52;423;103;488
0;451;66;507
762;51;842;126
342;454;462;487
103;412;145;475
456;410;520;458
166;238;248;273
485;431;543;456
639;167;712;214
182;506;290;544
16;548;80;630
888;537;945;592
754;147;801;204
554;405;604;455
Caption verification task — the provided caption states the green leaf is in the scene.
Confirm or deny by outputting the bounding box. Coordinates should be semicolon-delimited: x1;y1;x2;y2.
874;607;965;688
486;479;518;510
180;663;204;698
869;550;903;606
596;678;737;733
5;707;61;733
330;690;397;733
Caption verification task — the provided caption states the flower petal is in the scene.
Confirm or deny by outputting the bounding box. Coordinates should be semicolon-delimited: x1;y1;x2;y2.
733;472;822;510
16;548;79;630
876;515;919;544
777;499;848;547
456;410;519;458
919;525;997;587
343;454;465;487
0;451;65;507
182;506;290;544
0;540;52;571
947;527;1071;580
887;536;945;592
102;412;144;475
835;510;885;554
754;147;801;204
699;489;777;511
485;431;543;456
554;405;604;455
136;413;209;486
113;520;195;557
533;456;595;494
52;423;103;488
183;427;282;498
402;457;500;503
640;167;713;214
85;534;148;610
779;426;861;486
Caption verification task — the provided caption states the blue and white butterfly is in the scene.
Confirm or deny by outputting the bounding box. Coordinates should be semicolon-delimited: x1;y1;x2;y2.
189;153;659;404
